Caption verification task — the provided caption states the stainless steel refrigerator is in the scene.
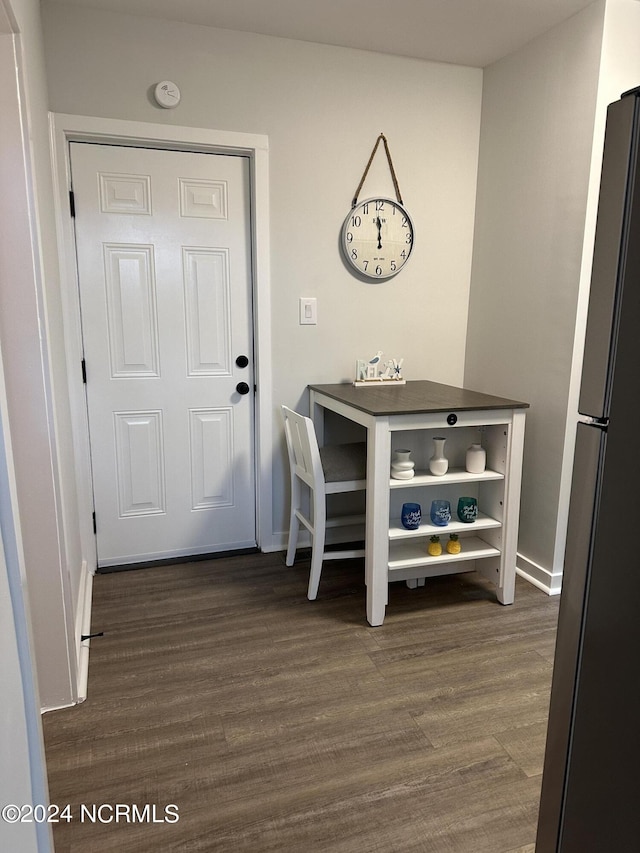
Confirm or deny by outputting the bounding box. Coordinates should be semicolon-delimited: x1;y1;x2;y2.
536;85;640;851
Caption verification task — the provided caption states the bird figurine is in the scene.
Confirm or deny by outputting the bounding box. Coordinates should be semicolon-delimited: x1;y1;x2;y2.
369;350;383;365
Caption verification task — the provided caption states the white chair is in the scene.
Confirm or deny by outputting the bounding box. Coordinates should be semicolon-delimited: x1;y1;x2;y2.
281;405;366;600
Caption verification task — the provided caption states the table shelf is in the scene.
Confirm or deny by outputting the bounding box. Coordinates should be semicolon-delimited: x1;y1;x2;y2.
389;466;504;488
388;536;501;572
389;511;501;540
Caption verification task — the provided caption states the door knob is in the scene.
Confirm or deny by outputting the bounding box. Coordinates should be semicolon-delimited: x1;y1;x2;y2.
236;381;251;395
235;355;249;368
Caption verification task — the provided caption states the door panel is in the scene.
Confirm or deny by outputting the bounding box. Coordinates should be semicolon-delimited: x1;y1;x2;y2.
104;244;159;376
70;142;255;566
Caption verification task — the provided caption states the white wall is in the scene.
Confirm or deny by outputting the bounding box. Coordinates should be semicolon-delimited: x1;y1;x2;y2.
0;344;52;853
464;1;607;592
1;0;87;711
41;3;483;540
0;7;54;847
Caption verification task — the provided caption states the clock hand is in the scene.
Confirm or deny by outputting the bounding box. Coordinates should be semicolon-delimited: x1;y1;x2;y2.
376;216;382;249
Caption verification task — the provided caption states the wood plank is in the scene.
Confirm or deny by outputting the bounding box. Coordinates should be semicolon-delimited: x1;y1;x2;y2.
42;552;559;852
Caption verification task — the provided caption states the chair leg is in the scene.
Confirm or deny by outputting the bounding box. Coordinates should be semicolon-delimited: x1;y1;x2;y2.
307;493;326;600
307;538;324;599
285;480;301;566
286;515;300;566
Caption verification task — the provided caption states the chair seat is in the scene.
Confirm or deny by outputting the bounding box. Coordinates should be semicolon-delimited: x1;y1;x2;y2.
319;442;366;482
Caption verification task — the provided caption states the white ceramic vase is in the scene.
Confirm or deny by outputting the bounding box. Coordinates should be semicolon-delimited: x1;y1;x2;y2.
428;437;448;476
465;443;486;474
391;449;415;480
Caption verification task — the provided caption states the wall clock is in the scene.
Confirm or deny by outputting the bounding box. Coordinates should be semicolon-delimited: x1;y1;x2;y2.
341;133;414;280
341;196;414;280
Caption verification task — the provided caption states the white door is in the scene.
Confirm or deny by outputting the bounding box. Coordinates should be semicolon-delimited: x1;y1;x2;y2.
70;142;256;567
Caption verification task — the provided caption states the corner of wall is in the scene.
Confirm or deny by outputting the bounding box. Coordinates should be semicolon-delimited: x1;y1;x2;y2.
465;2;606;591
516;553;563;596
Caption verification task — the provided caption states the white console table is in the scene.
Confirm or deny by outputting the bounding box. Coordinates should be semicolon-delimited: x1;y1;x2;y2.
309;380;528;626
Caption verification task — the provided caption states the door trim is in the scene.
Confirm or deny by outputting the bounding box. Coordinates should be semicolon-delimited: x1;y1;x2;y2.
49;113;273;570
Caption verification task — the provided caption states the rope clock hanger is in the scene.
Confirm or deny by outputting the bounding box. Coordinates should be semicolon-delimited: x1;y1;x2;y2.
340;133;414;280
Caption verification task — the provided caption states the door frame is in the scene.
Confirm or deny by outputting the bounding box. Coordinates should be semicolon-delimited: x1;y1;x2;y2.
49;113;273;570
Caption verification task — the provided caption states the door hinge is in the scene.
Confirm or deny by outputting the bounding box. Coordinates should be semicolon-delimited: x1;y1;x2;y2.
92;511;97;534
69;190;76;218
81;358;87;383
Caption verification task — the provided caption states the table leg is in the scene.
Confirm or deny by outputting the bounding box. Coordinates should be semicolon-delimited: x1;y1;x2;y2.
308;390;324;445
497;409;526;605
366;417;391;626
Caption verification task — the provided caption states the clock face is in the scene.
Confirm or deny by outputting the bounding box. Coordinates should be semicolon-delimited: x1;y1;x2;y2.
341;197;414;280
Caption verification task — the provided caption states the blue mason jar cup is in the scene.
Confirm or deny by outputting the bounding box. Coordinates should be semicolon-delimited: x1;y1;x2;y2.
401;503;421;530
430;499;451;526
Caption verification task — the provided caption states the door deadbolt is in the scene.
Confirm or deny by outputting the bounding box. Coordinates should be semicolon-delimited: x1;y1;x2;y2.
235;355;249;368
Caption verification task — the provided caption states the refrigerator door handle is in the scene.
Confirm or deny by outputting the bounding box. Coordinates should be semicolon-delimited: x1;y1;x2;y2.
577;414;609;428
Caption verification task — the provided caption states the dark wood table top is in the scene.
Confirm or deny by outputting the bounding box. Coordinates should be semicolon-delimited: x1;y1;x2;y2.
309;379;529;417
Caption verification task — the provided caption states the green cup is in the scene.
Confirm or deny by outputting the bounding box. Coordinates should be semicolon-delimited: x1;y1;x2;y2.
457;496;478;523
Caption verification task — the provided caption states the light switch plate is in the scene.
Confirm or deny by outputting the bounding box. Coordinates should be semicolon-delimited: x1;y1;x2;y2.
299;297;317;325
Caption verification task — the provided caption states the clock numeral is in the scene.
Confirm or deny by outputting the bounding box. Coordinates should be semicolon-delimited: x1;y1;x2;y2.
362;203;369;214
362;260;369;271
351;248;358;260
375;265;383;276
346;232;353;243
350;215;362;228
375;200;385;212
402;217;408;227
390;260;397;272
405;233;413;245
400;250;407;260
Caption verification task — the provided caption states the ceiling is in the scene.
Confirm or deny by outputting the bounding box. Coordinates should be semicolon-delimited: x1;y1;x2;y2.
43;0;598;67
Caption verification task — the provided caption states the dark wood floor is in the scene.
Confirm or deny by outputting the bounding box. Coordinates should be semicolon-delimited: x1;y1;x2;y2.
42;552;559;852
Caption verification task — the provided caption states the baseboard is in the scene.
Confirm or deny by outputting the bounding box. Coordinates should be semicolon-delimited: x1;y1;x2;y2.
40;568;92;713
41;701;77;713
516;552;562;596
76;560;94;703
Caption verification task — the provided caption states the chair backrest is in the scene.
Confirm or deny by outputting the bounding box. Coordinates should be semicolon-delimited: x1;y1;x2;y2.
281;406;325;492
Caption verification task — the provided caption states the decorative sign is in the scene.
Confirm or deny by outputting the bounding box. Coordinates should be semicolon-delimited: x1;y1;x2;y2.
354;352;405;386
